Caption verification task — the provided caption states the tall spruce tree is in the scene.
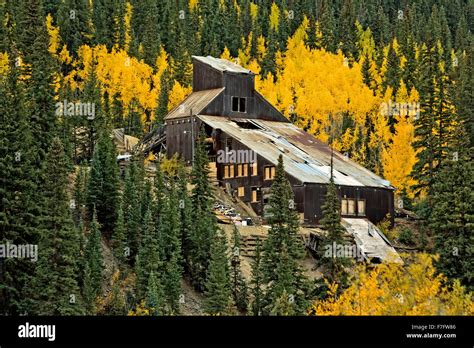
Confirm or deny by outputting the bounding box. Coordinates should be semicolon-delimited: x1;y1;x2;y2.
86;131;120;235
412;43;459;200
160;182;183;314
112;198;128;265
145;270;165;315
250;237;264;316
230;224;248;313
135;208;161;300
261;155;308;314
429;127;473;291
82;211;104;313
203;229;233;315
29;137;84;315
123;160;142;260
0;62;40;315
189;129;217;290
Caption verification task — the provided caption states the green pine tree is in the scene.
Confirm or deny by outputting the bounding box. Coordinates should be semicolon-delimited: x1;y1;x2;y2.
83;211;104;313
429;130;473;290
249;237;264;316
30;137;84;315
86;131;120;235
203;229;233;315
261;155;308;315
230;224;248;313
145;271;165;316
135;208;161;300
0;62;40;315
188;129;218;290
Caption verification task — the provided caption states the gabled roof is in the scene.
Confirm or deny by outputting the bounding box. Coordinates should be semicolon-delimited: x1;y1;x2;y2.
192;56;254;75
165;88;224;120
198;115;394;189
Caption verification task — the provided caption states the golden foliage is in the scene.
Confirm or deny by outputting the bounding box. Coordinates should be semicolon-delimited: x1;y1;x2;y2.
269;2;280;32
0;52;9;75
127;300;151;316
168;80;192;111
382;116;417;198
310;254;473;315
45;14;60;55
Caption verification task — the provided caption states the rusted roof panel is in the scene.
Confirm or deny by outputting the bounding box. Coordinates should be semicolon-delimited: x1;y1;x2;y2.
165;88;224;120
192;56;254;75
198;115;394;189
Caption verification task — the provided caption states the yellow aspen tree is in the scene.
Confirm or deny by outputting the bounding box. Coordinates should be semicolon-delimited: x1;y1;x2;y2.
269;2;280;32
123;2;133;51
382;115;417;198
189;0;199;12
310;254;473;315
0;52;9;75
249;2;258;22
220;47;233;61
168;80;192;111
46;14;61;56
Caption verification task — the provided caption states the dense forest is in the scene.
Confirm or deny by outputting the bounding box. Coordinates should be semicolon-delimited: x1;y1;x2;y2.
0;0;473;316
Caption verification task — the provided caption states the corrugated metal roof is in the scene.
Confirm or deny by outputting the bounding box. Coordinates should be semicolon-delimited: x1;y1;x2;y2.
342;218;403;263
198;115;394;189
192;56;254;75
165;88;224;120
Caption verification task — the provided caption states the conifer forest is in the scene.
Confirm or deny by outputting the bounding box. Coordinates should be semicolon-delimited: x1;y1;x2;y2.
0;0;473;321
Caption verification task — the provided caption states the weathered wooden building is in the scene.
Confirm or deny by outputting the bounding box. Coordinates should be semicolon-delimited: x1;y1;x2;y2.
162;56;395;226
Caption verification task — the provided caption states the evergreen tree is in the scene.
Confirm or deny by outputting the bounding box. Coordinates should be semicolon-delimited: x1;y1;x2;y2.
188;129;218;290
203;229;232;315
0;62;40;315
454;47;474;147
171;30;192;86
361;53;373;88
145;271;165;315
230;224;248;313
17;0;57;160
250;237;264;316
154;70;171;127
429;129;473;290
160;182;183;314
261;155;307;314
384;42;401;96
83;211;104;313
412;44;458;199
112;199;128;265
177;164;193;271
86;131;120;235
92;0;115;49
123;161;142;260
73;164;87;225
135;208;161;300
57;0;92;56
30;137;84;315
82;63;105;160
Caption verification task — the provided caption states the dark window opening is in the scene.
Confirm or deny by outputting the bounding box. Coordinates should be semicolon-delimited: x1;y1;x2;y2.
239;97;246;113
231;96;247;113
232;97;239;112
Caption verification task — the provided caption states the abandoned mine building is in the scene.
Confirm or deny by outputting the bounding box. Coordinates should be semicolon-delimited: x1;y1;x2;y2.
143;55;396;229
